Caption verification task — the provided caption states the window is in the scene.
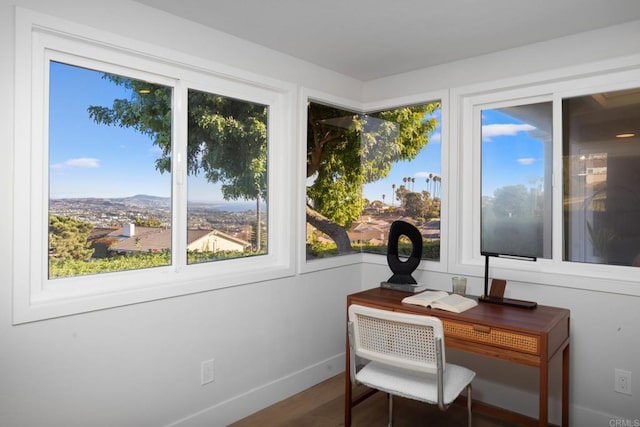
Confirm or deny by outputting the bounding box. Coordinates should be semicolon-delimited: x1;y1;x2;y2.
13;11;293;323
47;64;270;276
456;67;640;290
480;101;553;258
186;89;268;264
563;88;640;266
48;62;174;278
305;100;441;261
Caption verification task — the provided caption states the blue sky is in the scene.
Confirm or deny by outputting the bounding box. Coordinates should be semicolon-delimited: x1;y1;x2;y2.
49;61;546;205
362;107;548;203
49;61;224;202
49;61;171;199
481;109;547;197
362;119;441;203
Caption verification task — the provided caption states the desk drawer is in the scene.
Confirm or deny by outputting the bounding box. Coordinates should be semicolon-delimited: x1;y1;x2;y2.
443;320;539;355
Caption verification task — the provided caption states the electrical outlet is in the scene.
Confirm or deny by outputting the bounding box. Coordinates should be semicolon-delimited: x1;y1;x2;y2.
615;369;632;395
201;359;215;385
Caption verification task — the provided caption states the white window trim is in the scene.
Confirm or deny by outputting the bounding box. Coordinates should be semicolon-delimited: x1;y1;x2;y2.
299;88;449;275
450;57;640;297
13;9;296;324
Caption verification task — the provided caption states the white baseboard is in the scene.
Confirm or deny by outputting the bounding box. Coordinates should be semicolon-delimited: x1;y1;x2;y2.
571;404;636;427
166;353;345;427
167;352;625;427
473;378;626;427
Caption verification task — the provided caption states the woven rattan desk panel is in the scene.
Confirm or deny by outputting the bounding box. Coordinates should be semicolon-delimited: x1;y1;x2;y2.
442;319;539;354
345;287;570;427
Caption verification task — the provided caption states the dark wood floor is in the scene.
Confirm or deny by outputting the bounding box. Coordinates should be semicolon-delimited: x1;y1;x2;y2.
230;374;531;427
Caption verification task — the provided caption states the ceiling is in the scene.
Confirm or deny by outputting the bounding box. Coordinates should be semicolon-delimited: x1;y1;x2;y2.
134;0;640;81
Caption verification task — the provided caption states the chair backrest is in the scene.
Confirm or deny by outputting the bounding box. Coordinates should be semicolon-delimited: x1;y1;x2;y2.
348;304;445;374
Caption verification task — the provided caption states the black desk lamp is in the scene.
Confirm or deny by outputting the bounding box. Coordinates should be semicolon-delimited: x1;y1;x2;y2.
478;252;538;309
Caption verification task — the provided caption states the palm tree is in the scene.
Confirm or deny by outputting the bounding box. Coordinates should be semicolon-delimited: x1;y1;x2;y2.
391;184;396;206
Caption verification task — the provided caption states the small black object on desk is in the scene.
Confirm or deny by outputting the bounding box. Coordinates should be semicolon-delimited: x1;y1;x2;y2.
380;221;425;293
479;251;538;309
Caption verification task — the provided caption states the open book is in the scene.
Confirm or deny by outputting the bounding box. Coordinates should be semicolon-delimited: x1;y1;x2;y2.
401;290;478;313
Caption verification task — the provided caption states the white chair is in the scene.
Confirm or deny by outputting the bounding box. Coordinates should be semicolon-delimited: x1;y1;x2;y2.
348;304;475;427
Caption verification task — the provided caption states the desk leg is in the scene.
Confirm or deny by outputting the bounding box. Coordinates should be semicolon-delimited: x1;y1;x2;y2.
562;344;570;427
539;358;549;427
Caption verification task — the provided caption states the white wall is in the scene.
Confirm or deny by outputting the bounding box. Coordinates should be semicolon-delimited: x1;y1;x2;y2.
2;1;640;426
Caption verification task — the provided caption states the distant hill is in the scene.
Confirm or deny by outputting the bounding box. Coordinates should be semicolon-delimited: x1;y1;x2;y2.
50;195;262;212
50;194;171;210
116;194;171;208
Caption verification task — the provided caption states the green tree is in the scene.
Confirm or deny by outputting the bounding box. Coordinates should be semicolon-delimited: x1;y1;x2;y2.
135;217;163;227
395;185;410;207
88;76;438;255
88;78;267;251
493;184;529;217
49;215;95;261
421;190;437;218
307;102;439;253
404;192;426;219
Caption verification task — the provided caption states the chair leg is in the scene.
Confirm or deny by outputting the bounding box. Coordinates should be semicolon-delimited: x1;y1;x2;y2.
467;384;473;427
387;393;394;427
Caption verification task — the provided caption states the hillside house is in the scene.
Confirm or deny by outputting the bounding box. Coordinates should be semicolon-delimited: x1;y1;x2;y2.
106;224;251;254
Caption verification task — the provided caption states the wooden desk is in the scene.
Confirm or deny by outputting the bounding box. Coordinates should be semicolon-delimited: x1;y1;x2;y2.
345;287;570;427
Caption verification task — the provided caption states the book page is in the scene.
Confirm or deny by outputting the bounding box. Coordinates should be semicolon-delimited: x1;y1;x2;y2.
401;290;449;306
432;293;478;313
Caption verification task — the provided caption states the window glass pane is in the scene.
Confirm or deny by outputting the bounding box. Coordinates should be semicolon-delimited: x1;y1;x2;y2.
48;61;173;278
306;102;361;258
363;104;441;260
481;102;552;258
306;101;441;260
186;89;268;264
563;88;640;266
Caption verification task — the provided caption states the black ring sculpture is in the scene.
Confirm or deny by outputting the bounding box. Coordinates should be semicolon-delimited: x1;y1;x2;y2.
386;220;422;284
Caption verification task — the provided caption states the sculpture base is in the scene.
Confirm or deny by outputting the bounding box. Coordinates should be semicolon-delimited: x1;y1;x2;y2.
380;282;428;293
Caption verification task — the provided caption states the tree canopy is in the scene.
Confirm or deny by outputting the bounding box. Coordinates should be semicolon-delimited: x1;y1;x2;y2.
49;215;94;261
306;102;440;252
404;192;427;219
493;184;529;218
87;74;439;255
88;79;267;203
88;76;268;249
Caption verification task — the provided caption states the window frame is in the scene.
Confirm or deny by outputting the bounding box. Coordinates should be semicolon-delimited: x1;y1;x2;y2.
13;9;296;323
299;88;449;274
451;61;640;296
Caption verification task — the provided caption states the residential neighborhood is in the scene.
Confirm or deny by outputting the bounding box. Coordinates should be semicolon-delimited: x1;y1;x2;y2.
89;224;251;255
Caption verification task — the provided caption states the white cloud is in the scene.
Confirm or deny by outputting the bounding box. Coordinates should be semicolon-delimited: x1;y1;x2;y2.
517;157;536;165
482;123;535;141
51;157;100;169
429;132;441;144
